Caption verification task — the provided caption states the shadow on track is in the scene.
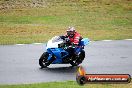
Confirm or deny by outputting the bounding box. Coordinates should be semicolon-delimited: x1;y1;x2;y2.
39;66;79;74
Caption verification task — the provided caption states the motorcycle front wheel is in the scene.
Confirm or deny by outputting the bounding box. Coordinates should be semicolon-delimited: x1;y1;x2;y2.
39;52;49;68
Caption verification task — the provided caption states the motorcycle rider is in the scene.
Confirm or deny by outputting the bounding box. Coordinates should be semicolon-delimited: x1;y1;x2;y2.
65;27;82;46
63;27;83;58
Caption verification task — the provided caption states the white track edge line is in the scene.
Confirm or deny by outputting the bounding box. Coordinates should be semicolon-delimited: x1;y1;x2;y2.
124;39;132;40
14;39;132;45
101;40;113;41
16;44;25;45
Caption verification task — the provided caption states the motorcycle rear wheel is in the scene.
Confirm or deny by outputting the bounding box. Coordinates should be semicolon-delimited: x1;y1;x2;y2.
70;50;85;66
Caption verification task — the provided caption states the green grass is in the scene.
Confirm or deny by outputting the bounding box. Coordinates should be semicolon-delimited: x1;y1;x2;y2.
0;0;132;44
0;81;131;88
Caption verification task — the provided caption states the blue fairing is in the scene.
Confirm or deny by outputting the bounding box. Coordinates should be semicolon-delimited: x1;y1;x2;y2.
79;38;90;46
74;47;82;55
47;48;69;64
45;37;89;64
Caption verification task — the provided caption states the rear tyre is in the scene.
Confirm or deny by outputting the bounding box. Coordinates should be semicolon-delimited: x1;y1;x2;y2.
70;60;78;67
70;50;85;66
39;52;49;68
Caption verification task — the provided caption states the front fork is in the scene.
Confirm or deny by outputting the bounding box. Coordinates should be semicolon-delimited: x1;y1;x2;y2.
46;54;56;65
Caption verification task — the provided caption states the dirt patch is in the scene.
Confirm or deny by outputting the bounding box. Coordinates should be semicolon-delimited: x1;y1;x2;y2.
0;0;48;10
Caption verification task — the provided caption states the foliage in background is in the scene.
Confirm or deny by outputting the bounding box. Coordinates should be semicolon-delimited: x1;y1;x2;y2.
0;0;132;44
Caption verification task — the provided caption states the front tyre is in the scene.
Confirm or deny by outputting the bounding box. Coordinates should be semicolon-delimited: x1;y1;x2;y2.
39;52;49;68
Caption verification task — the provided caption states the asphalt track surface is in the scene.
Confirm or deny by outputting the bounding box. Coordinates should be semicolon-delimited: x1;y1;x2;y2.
0;40;132;84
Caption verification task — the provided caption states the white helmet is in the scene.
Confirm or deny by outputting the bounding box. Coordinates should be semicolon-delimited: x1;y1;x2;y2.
66;27;75;38
67;27;75;32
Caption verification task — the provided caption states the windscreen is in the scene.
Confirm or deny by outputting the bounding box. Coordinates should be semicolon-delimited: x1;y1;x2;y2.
51;36;63;43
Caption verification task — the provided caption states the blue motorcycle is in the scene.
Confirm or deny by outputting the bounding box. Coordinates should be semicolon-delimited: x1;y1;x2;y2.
39;36;89;68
